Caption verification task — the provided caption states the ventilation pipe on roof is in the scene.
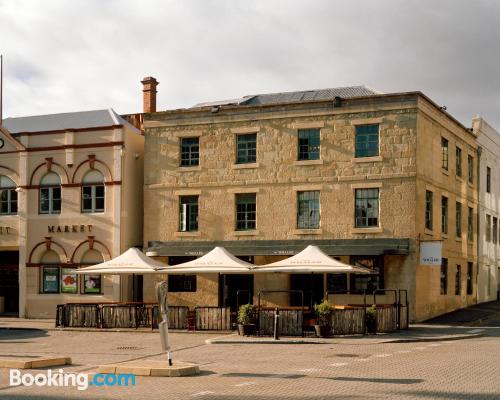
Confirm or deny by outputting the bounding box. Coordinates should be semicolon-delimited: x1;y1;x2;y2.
141;76;159;113
333;96;342;108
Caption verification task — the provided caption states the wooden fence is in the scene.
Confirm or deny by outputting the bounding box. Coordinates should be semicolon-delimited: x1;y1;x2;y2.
56;304;100;328
376;305;398;333
195;307;232;330
152;306;189;330
330;307;366;335
258;309;304;336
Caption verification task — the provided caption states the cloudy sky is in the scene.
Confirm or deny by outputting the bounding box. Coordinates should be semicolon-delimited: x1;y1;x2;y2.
1;0;499;128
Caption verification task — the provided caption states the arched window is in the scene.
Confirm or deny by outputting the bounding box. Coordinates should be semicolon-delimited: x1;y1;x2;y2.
81;249;104;294
39;172;61;214
40;250;61;294
0;175;17;215
82;170;104;213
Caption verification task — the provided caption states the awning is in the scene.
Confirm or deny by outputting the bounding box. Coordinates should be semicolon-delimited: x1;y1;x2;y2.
75;248;166;274
158;246;254;274
253;245;375;274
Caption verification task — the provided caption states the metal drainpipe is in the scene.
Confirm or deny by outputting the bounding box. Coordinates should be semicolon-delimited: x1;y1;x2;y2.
476;145;482;305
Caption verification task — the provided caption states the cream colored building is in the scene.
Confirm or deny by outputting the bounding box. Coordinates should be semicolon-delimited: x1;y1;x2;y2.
142;85;479;322
474;117;500;303
0;109;144;318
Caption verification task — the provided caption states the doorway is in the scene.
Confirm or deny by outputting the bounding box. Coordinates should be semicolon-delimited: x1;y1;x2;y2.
219;274;254;310
290;274;324;309
0;251;19;315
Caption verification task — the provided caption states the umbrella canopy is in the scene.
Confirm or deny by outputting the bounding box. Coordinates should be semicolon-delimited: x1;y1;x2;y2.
158;246;254;273
254;245;375;274
75;247;166;274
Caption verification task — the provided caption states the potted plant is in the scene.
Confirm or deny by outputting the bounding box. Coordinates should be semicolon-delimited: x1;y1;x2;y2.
313;299;332;337
237;304;256;336
365;305;377;334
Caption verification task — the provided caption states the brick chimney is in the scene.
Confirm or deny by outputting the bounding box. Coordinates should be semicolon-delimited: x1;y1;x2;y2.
141;76;159;113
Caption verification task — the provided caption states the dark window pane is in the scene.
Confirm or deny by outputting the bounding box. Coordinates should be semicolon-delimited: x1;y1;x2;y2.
355;189;379;228
40;188;50;213
298;129;320;160
297;191;320;229
168;275;197;292
237;134;257;164
180;137;200;166
355;125;379;158
179;196;199;231
235;193;256;230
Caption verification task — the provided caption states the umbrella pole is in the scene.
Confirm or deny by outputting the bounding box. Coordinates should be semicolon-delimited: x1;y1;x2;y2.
156;281;172;365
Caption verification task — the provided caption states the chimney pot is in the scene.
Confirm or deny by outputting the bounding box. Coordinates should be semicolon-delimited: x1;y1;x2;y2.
141;76;159;113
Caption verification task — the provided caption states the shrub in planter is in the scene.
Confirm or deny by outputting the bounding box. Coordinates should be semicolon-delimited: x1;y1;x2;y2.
313;299;333;337
365;305;377;334
237;304;256;336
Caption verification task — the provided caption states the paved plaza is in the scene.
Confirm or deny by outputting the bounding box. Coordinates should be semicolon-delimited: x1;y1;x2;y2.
0;321;499;400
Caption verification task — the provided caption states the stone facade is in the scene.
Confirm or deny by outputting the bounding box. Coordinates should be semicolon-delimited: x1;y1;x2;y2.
143;92;478;322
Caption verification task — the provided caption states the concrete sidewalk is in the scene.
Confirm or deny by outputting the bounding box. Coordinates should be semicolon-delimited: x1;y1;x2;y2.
425;300;500;326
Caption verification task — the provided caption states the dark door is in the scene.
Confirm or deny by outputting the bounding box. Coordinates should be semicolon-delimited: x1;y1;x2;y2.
132;275;143;303
0;251;19;314
219;274;254;310
290;274;324;309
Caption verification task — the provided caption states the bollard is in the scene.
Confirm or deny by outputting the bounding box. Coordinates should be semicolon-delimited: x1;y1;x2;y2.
274;307;280;340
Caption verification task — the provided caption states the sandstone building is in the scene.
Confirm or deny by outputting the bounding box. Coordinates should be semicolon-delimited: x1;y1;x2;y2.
142;84;479;322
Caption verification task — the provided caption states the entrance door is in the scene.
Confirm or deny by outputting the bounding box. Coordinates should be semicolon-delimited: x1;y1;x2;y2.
219;274;254;311
0;251;19;314
290;274;324;309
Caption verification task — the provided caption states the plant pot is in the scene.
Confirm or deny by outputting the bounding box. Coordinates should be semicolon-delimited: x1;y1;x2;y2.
314;324;331;338
238;323;255;336
365;319;377;334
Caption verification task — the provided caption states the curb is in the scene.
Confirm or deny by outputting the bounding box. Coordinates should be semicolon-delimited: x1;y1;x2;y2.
380;333;483;343
0;327;47;332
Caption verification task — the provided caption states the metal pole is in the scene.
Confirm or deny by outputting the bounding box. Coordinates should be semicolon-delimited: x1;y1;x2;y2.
156;281;172;365
273;307;280;340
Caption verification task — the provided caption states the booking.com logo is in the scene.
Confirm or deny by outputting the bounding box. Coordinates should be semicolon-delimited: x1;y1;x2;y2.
9;369;136;391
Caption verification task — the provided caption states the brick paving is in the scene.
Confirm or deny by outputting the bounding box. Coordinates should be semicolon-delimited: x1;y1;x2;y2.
0;327;499;399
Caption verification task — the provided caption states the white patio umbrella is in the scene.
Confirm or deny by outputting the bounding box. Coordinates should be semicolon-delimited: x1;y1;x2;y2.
253;245;375;274
75;247;166;275
158;246;255;273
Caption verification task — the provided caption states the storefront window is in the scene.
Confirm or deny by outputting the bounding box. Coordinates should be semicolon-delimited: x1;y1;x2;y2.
349;256;384;294
83;275;102;294
327;273;348;293
42;267;60;294
61;268;78;293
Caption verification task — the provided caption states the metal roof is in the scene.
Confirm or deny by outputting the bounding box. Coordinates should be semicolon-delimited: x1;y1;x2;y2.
193;86;381;108
3;109;138;134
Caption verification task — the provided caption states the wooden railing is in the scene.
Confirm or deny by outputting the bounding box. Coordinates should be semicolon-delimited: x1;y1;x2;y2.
258;308;304;336
194;307;232;330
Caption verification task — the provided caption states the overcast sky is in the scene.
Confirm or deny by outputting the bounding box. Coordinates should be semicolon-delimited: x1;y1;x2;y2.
1;0;499;128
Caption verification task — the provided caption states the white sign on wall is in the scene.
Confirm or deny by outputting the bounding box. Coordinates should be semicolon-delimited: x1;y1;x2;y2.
419;241;442;265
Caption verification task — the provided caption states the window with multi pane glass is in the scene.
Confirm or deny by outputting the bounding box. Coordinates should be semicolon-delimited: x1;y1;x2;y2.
235;193;256;230
425;191;433;230
493;217;498;244
0;175;17;215
355;189;379;228
355;124;379;158
441;137;449;170
81;170;104;213
297;191;320;229
486;214;491;242
455;202;462;237
441;258;448;295
236;134;257;164
455;265;461;295
456;147;462;177
441;196;448;234
487;167;491;193
297;129;320;160
39;172;61;214
180;137;199;166
179;196;198;232
468;207;474;242
467;155;474;184
467;262;473;295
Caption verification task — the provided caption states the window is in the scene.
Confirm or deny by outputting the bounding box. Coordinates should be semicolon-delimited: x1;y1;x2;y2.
40;250;61;294
467;155;474;184
440;258;448;295
326;273;347;293
441;196;448;234
179;196;198;232
297;129;320;160
455;147;462;177
486;167;491;193
355;124;379;158
441;137;449;170
236;134;257;164
61;268;78;294
81;250;104;294
486;214;491;242
455;202;462;238
39;172;61;214
467;262;473;295
468;207;474;242
350;256;384;293
180;137;199;166
297;191;320;229
235;193;256;230
81;170;104;213
425;191;433;230
0;175;17;215
355;188;379;228
168;275;196;292
455;265;461;295
493;217;498;244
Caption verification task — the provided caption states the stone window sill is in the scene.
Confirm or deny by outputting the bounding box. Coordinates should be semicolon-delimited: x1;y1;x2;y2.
441;168;449;176
292;228;323;235
293;159;324;166
233;230;259;236
441;233;448;239
351;227;383;234
178;165;202;172
174;231;201;237
231;162;260;170
351;155;383;163
424;228;434;236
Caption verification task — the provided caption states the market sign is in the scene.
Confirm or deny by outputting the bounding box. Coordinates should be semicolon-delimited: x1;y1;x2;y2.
419;241;442;266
